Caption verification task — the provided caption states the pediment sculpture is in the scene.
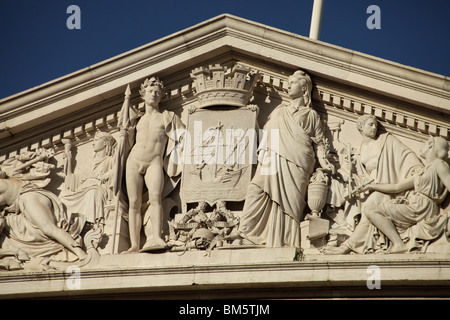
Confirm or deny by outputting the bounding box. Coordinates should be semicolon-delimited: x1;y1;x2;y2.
0;148;92;270
0;63;449;271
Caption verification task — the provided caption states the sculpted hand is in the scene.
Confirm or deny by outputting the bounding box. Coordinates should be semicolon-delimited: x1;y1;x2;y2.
188;105;198;114
361;184;375;192
328;163;336;175
321;161;335;175
99;173;109;183
118;128;128;138
247;104;259;113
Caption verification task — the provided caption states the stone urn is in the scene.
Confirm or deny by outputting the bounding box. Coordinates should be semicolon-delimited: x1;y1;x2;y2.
307;169;329;218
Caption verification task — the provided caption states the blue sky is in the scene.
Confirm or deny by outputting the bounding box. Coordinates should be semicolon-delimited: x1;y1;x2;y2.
1;0;449;99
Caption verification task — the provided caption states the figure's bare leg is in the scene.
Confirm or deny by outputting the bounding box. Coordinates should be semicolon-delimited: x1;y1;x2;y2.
143;163;167;247
365;206;407;254
21;193;87;260
125;159;144;253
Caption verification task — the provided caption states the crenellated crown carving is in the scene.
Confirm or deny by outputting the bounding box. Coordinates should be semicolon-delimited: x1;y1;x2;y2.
190;64;261;108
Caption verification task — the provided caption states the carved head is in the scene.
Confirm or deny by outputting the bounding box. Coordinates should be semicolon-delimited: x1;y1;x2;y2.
94;131;116;156
421;136;449;160
139;77;164;107
288;70;313;107
357;114;378;139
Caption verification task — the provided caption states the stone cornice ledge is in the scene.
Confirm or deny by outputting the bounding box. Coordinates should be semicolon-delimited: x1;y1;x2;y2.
0;250;449;299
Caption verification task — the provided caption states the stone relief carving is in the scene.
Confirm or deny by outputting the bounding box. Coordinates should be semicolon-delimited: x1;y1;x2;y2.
325;114;426;253
363;137;449;253
171;64;260;252
0;64;448;271
0;148;91;271
234;70;334;248
117;77;185;253
325;135;450;254
60;132;116;232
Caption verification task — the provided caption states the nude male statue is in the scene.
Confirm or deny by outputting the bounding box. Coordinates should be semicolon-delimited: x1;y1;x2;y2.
122;77;185;253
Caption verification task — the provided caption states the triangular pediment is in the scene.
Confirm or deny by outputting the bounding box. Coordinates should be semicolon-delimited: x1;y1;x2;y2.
0;13;449;299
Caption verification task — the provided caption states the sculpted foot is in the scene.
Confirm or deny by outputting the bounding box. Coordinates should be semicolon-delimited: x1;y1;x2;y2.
140;238;169;252
155;238;168;247
73;246;87;260
16;249;30;262
123;246;140;254
387;242;407;254
323;245;351;255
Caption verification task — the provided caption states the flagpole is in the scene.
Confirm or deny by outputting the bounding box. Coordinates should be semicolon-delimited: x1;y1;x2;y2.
309;0;324;40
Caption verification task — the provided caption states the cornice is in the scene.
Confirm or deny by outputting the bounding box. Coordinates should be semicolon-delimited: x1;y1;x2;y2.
0;253;448;299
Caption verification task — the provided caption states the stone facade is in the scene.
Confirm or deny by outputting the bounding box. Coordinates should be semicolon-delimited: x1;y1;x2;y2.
0;14;449;299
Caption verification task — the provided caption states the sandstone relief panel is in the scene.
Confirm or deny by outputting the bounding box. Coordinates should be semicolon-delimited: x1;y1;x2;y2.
0;63;449;271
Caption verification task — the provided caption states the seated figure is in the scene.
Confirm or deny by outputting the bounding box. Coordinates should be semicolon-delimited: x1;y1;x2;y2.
326;136;450;254
60;131;116;228
362;136;450;253
326;115;423;253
